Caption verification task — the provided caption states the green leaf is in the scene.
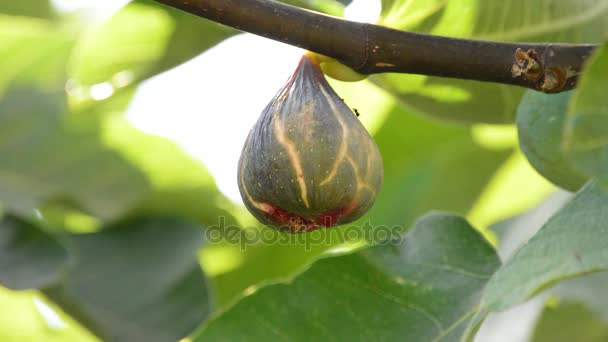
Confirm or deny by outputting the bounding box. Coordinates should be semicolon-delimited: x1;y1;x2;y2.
44;217;211;342
100;112;239;227
0;87;150;220
196;213;500;341
489;191;572;261
547;272;608;320
367;102;510;227
67;0;235;103
2;22;234;226
531;273;608;342
0;15;74;91
0;287;99;342
0;16;159;221
532;301;608;342
376;0;608;123
563;43;608;184
282;0;344;16
483;181;608;311
66;0;344;103
380;0;448;32
432;1;608;41
0;215;69;290
2;75;236;227
0;0;56;19
516;90;588;191
529;274;608;342
68;1;175;87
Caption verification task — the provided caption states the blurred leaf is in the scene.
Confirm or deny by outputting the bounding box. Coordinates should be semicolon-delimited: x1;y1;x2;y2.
372;75;525;124
548;272;608;321
67;0;235;105
532;302;608;342
366;104;509;227
150;0;235;73
0;14;155;221
281;0;344;16
2;82;236;228
380;0;447;29
376;0;608;123
428;1;608;41
0;287;98;342
490;191;571;261
0;15;74;91
196;213;500;341
68;1;175;86
44;217;211;342
563;43;608;185
0;87;150;220
0;215;68;290
100;107;239;227
0;0;55;19
481;273;608;342
66;0;345;104
483;181;608;311
466;150;555;233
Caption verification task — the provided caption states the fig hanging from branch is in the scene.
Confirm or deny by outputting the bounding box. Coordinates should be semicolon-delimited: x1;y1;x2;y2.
238;55;383;233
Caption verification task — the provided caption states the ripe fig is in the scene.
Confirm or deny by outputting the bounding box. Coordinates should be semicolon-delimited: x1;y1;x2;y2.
516;90;588;191
238;55;383;233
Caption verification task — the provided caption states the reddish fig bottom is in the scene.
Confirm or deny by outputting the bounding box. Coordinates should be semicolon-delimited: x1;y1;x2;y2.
262;203;355;234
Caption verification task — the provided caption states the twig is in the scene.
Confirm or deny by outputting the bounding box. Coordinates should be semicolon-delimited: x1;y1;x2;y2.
153;0;598;93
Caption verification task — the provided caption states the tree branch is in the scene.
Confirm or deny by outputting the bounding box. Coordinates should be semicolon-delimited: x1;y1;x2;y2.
154;0;598;93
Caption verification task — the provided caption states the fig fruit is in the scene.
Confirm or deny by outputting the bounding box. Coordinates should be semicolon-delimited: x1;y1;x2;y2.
238;55;383;233
516;90;588;191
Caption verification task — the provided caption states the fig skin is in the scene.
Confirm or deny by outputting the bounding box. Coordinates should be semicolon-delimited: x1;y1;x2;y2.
238;55;383;233
516;90;588;191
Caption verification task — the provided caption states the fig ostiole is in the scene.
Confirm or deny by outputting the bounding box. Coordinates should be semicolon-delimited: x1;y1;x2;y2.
237;55;383;233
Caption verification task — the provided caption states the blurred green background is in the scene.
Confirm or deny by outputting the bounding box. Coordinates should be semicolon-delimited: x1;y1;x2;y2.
1;0;606;341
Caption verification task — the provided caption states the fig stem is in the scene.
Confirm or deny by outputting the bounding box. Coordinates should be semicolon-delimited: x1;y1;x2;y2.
153;0;598;93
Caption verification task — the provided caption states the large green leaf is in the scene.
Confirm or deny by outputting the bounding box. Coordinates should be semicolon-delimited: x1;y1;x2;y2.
563;43;608;185
44;217;211;342
483;181;608;311
0;215;69;290
376;0;608;123
196;213;500;341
